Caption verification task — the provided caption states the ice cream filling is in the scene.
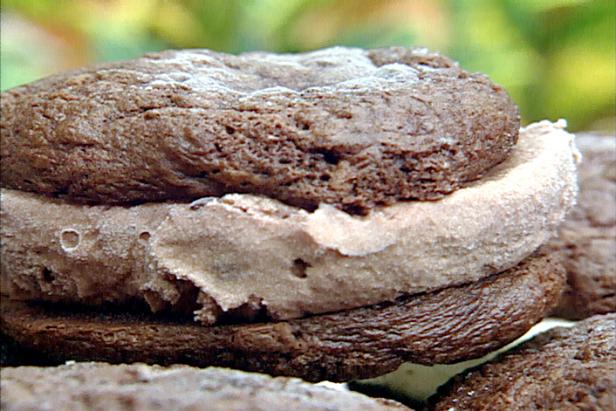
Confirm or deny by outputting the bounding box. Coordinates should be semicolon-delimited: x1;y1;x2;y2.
0;120;579;323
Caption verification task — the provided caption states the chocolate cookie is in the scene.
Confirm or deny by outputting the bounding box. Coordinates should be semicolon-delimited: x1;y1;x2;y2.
0;253;564;382
0;47;519;214
430;313;616;410
550;134;616;319
0;363;410;411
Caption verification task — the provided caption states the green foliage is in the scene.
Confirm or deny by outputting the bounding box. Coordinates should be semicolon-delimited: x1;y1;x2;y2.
1;0;613;131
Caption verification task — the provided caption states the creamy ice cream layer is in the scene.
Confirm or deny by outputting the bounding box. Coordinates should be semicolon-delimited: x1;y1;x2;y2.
0;121;579;323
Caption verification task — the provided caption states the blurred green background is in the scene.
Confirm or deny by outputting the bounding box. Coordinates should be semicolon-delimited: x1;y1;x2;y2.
1;0;614;132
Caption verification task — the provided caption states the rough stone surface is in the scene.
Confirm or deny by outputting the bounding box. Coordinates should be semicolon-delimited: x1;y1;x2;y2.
0;121;578;323
0;363;411;411
550;134;616;320
430;314;616;411
0;47;520;214
0;252;565;382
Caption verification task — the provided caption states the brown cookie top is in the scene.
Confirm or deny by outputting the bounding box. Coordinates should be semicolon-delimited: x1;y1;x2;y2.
0;47;519;214
0;363;410;411
430;313;616;411
550;134;616;319
1;252;564;382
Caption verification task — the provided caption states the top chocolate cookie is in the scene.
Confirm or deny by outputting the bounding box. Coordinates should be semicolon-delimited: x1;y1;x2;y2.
0;47;519;213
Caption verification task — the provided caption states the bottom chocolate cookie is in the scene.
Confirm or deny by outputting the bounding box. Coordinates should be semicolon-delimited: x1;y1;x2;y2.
430;313;616;410
0;363;410;411
1;253;564;382
350;317;575;404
